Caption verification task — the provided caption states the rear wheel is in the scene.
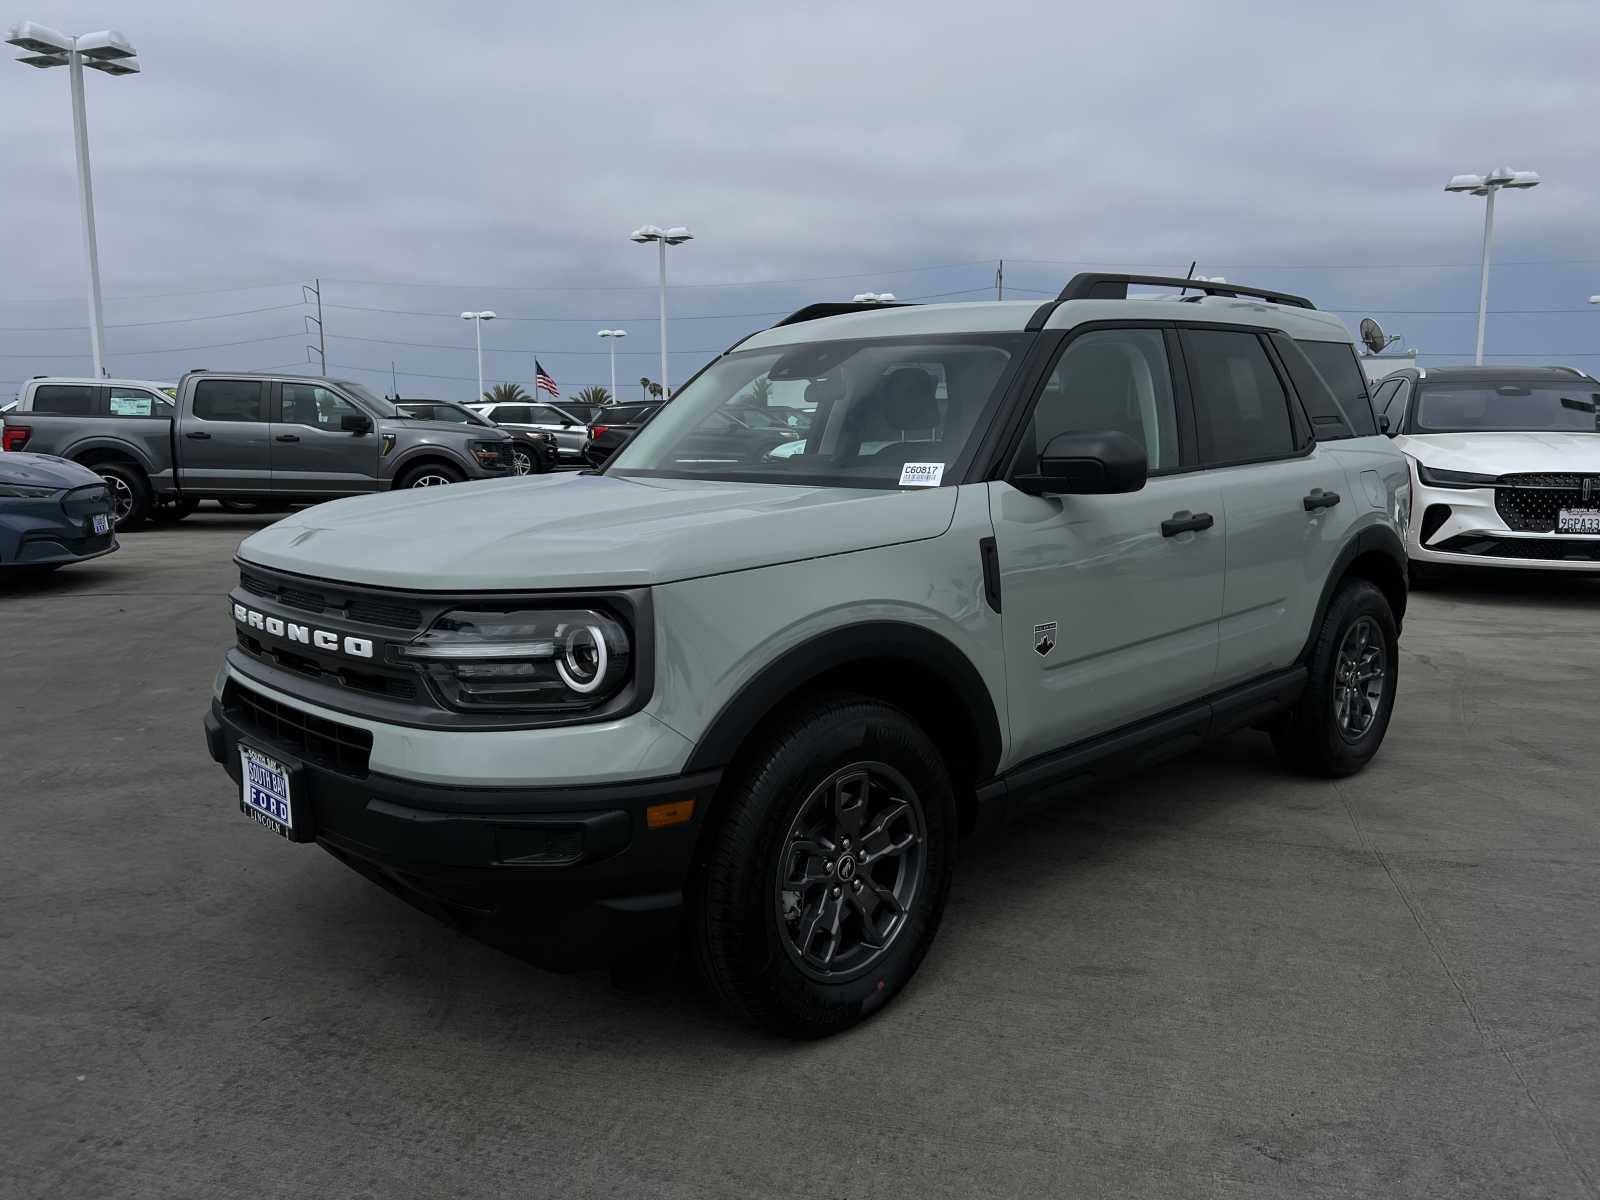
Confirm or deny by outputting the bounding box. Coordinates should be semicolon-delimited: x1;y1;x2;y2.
94;462;150;529
397;463;465;488
690;694;956;1038
1271;579;1398;777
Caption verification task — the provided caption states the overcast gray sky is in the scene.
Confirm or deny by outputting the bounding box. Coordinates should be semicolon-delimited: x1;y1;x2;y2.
4;0;1600;398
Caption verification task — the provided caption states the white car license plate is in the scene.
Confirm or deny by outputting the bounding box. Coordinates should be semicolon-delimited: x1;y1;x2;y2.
240;746;294;837
1557;508;1600;534
91;513;110;535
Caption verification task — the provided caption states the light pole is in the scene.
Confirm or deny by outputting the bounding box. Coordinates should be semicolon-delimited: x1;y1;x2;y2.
597;329;627;404
1445;167;1541;366
460;311;496;400
7;22;141;378
629;225;692;398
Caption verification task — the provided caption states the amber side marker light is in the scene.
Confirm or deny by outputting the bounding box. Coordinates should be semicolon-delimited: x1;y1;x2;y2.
646;799;695;830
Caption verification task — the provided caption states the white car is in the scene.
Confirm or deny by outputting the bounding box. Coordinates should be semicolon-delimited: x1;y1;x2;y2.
1376;365;1600;574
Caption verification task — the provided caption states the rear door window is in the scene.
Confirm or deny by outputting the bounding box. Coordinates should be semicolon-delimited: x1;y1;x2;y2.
192;379;267;422
1294;340;1378;436
491;405;534;424
32;384;101;415
1179;329;1299;464
108;387;167;418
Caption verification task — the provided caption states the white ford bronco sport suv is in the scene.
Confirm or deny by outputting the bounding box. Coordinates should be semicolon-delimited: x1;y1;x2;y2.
204;273;1411;1037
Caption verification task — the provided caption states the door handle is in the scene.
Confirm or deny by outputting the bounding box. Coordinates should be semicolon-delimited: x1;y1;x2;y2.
1303;489;1341;511
184;431;211;440
275;434;301;442
1161;510;1215;537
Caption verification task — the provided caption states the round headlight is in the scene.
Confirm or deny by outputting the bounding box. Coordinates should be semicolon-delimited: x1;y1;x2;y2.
556;623;609;693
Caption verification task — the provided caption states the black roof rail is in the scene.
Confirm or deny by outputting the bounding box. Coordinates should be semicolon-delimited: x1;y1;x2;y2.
770;300;915;328
1058;273;1315;310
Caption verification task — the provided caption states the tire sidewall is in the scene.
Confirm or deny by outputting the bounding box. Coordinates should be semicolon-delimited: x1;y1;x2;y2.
96;463;150;528
699;698;956;1035
398;463;465;488
1304;581;1400;773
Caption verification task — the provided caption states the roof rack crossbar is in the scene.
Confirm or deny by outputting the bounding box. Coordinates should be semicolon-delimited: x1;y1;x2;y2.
1057;273;1315;310
770;300;916;328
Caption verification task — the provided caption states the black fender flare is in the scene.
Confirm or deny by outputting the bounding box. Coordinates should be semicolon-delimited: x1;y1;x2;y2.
386;445;474;482
67;435;161;478
1298;523;1408;664
681;621;1003;778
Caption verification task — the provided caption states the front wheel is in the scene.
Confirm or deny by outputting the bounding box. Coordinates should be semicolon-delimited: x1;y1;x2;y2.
1271;579;1399;777
690;695;956;1038
511;440;548;475
95;463;151;529
396;463;465;488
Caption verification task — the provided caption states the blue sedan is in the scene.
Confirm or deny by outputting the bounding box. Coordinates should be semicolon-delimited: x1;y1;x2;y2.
0;452;119;573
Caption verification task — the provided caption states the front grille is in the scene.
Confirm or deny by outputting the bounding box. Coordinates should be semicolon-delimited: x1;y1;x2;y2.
1495;474;1596;533
239;569;423;631
236;632;419;700
223;679;373;776
1434;534;1600;562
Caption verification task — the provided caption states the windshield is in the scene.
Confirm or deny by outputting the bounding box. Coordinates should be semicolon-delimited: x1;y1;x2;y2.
399;402;491;427
335;379;400;418
1414;381;1600;434
609;335;1023;487
600;404;659;425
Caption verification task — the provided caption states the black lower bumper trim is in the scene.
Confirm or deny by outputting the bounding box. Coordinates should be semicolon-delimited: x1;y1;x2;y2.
205;700;720;966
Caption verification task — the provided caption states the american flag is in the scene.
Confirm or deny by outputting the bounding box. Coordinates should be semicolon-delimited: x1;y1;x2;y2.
534;360;559;398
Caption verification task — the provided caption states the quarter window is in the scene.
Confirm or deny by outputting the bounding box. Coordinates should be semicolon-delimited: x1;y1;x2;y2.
1021;328;1181;473
193;380;267;423
1181;329;1297;464
281;383;359;430
1291;340;1379;437
32;384;99;415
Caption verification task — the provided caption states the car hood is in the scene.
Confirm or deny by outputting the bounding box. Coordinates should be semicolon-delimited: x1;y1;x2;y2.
0;451;102;487
1399;431;1600;475
238;471;959;590
389;418;510;438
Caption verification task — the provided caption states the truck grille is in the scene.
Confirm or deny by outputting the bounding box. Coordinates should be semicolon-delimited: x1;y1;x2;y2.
1495;474;1597;533
239;570;424;630
223;679;373;776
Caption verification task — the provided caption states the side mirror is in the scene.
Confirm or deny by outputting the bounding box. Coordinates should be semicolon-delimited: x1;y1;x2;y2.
1378;413;1393;435
340;412;372;434
560;420;574;428
1012;430;1148;496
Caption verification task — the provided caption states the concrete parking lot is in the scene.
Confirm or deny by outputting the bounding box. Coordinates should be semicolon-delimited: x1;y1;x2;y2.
3;513;1597;1199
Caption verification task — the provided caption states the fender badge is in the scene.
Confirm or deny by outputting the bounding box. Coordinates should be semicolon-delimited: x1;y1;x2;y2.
1033;621;1057;657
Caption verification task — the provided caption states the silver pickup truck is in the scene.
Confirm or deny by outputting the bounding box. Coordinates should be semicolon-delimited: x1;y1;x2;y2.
3;372;515;526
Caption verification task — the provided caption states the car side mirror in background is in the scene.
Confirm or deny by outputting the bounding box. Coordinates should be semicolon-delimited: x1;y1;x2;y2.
1379;413;1393;435
1012;429;1148;496
341;412;372;434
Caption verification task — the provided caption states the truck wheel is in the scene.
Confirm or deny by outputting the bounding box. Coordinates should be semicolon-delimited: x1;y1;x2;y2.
1271;579;1399;777
690;694;956;1038
95;462;151;529
511;441;548;475
150;497;200;523
397;463;465;488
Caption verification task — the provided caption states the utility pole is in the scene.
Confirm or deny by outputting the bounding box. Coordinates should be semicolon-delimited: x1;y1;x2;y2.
995;260;1004;301
302;279;326;374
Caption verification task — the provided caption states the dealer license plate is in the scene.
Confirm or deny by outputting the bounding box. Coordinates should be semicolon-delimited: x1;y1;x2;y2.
91;513;110;535
240;746;294;837
1557;508;1600;534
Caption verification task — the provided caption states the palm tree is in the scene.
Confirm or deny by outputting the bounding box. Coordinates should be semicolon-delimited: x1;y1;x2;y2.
639;376;652;401
575;385;611;407
744;376;774;406
483;382;529;405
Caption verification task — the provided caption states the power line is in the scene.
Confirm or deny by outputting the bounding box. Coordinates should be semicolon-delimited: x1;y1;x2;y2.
1008;256;1600;271
327;332;722;355
0;280;301;307
0;302;304;332
323;302;792;323
0;332;300;359
320;262;995;293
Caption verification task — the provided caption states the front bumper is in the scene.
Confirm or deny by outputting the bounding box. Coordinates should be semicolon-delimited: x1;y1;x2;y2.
204;696;720;967
1410;479;1600;571
0;495;118;568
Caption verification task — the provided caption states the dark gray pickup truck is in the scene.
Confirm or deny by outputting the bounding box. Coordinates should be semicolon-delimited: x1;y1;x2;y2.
2;372;515;526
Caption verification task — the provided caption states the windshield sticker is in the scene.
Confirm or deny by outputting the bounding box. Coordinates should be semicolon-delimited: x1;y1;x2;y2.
899;462;944;487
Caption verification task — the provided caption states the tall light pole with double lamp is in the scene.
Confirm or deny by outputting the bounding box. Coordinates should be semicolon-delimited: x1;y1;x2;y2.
597;329;626;404
7;21;141;379
1445;168;1541;366
460;311;496;400
629;225;692;398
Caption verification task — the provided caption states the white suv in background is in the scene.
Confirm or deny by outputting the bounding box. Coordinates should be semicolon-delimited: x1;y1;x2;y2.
1375;365;1600;575
466;400;598;462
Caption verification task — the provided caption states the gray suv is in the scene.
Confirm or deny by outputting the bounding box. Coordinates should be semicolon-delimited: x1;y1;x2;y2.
203;274;1411;1037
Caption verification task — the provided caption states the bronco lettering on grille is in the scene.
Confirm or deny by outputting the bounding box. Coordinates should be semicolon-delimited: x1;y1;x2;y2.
232;603;374;659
